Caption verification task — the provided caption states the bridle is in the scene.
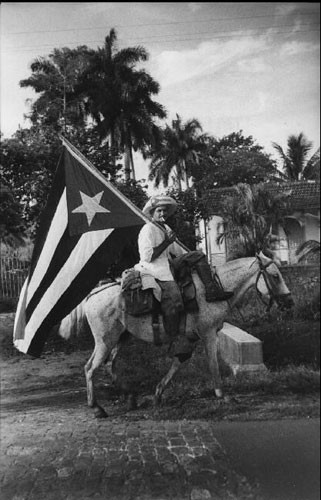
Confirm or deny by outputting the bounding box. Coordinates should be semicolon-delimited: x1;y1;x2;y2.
254;257;291;311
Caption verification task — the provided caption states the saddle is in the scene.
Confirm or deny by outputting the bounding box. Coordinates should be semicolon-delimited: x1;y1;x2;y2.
121;266;199;353
171;257;199;312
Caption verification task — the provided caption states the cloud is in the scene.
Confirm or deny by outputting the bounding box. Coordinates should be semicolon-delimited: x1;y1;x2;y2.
151;37;269;88
237;57;268;73
280;40;319;57
256;91;268;113
188;3;202;13
275;3;298;16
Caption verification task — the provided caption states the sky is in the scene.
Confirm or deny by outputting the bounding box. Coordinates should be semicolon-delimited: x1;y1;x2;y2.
1;2;320;186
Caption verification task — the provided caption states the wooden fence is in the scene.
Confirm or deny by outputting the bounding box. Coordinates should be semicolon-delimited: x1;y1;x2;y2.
0;256;29;300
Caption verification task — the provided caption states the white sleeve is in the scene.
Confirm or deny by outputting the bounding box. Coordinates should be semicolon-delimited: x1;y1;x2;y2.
138;224;156;263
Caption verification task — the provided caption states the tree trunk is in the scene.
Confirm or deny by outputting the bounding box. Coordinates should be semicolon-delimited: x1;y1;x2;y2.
124;143;131;181
130;146;136;181
109;131;117;182
181;159;190;189
175;165;182;192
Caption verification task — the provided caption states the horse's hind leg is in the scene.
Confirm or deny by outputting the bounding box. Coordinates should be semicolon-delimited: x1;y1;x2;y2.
85;342;110;418
204;332;223;398
154;356;182;406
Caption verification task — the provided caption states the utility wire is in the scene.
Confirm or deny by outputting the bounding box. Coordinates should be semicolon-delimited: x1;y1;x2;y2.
2;25;320;53
120;22;321;41
3;11;320;36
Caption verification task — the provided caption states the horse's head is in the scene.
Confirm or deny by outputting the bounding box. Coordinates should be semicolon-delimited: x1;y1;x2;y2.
255;251;294;311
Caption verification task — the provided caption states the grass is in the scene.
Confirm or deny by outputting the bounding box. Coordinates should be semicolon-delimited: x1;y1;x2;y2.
1;292;320;421
104;341;319;420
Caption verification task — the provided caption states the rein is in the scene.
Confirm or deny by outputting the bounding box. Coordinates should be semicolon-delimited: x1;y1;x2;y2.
255;259;275;311
254;257;291;312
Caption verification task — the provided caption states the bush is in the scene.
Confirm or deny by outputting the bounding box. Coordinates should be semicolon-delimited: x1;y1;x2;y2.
246;316;320;369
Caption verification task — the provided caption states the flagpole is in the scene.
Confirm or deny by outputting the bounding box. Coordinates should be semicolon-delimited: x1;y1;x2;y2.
59;135;190;253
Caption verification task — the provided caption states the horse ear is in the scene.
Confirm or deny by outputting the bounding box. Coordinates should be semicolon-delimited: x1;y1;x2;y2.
260;248;282;267
257;250;265;260
270;252;282;267
258;250;273;266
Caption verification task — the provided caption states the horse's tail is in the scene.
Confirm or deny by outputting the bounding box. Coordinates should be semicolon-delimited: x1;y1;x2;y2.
57;299;89;340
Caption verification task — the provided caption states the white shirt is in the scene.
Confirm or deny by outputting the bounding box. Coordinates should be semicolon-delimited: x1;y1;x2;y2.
136;222;185;281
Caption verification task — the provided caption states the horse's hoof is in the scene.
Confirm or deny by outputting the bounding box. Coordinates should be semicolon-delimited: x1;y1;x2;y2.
127;394;137;411
93;405;108;418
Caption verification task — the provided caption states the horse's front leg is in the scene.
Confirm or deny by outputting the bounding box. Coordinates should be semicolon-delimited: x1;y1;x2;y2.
85;342;110;418
204;330;223;399
105;343;120;383
154;356;183;406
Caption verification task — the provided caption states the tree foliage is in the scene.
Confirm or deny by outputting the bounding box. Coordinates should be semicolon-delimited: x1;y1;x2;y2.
218;182;291;258
165;187;208;250
148;114;207;191
1;128;59;233
0;177;26;247
74;28;166;179
194;131;280;194
296;240;320;263
272;132;320;181
20;46;91;132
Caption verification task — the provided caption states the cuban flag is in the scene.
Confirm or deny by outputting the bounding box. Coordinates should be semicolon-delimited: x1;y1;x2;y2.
13;137;149;357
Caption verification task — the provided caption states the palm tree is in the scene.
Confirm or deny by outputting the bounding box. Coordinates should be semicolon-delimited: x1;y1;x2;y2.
77;29;166;180
272;133;320;181
20;47;90;133
148;114;206;191
218;183;291;258
296;240;320;262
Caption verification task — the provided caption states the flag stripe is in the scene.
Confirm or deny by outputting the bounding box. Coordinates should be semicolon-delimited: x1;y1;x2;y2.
26;188;69;306
28;227;112;335
26;225;140;357
28;150;66;281
17;226;114;354
26;225;81;323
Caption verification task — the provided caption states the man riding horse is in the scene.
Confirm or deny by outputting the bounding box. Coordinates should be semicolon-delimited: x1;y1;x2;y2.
134;195;233;343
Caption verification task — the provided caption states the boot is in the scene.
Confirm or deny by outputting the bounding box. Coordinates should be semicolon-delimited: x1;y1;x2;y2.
195;258;233;302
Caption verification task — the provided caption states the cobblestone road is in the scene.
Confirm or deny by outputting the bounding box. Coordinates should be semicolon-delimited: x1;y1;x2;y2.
1;408;260;500
0;350;260;500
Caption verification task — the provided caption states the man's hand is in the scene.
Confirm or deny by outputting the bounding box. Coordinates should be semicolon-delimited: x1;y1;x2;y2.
151;229;176;261
165;229;176;243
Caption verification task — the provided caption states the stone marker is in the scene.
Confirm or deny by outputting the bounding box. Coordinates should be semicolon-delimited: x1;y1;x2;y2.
218;322;267;375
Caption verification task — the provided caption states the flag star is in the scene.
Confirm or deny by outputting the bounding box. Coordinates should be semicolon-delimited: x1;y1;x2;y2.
72;191;110;226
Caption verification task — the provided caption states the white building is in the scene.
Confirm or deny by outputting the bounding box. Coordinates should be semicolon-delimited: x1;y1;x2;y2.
198;181;320;266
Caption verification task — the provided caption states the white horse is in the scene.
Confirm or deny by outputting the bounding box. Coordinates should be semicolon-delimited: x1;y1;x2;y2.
58;251;293;418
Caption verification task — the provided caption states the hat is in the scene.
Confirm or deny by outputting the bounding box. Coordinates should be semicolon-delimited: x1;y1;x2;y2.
142;195;178;217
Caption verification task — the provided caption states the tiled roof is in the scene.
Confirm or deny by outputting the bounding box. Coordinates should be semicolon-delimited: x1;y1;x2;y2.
203;181;320;214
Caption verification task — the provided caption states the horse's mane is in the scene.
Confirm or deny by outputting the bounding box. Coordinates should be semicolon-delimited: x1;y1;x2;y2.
218;255;256;272
214;255;260;300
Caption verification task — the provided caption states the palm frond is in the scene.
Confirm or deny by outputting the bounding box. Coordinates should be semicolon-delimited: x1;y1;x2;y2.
296;240;320;262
